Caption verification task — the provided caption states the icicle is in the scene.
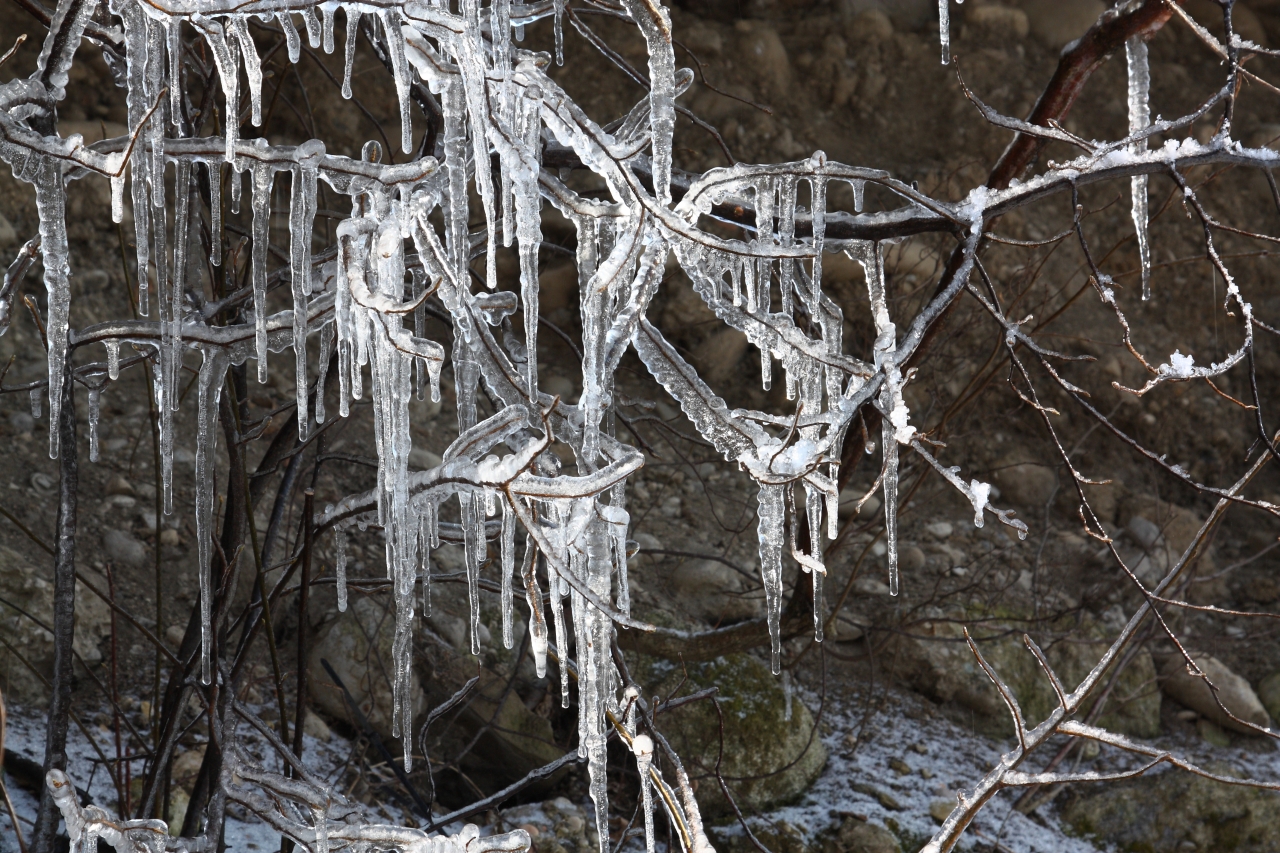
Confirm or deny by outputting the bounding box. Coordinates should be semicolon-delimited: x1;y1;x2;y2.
336;529;349;611
619;0;676;205
939;0;950;64
1127;35;1152;300
553;0;566;64
33;159;68;458
419;507;433;615
106;340;120;380
229;161;242;214
316;322;334;424
342;8;360;99
280;12;301;64
633;733;655;853
881;405;899;596
231;16;264;126
322;3;336;53
209;161;222;266
501;499;515;648
88;387;101;462
195;349;224;685
302;7;322;48
757;483;785;673
290;152;321;438
852;179;865;213
250;159;274;383
167;19;182;126
809;155;826;308
378;11;414;154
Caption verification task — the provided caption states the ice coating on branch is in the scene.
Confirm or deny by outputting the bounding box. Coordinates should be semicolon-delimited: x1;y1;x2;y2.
33;158;69;458
1126;35;1152;300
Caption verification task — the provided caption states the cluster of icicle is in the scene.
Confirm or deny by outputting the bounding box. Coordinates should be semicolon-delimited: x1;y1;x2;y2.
0;0;1029;849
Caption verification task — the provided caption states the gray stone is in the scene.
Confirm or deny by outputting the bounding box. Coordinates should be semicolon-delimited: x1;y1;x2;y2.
846;9;893;42
990;460;1056;510
408;447;442;470
834;819;901;853
1022;0;1106;48
103;528;148;567
499;797;599;853
735;21;791;95
0;546;112;701
647;654;826;815
1256;671;1280;722
672;558;761;624
8;410;33;434
1159;654;1270;735
890;611;1160;738
965;4;1029;38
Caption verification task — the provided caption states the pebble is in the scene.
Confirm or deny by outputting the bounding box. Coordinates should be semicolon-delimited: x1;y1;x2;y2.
159;529;181;546
901;546;926;572
888;756;911;776
103;529;148;567
165;624;185;647
924;521;953;539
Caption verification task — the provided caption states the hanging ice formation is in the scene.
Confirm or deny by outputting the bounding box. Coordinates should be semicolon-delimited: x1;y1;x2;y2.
1126;34;1152;300
0;0;1033;848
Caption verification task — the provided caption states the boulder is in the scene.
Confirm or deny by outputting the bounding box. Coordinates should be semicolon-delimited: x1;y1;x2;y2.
0;546;112;702
308;595;429;744
1159;653;1270;734
103;528;148;568
1256;671;1280;722
1062;762;1280;852
890;612;1160;738
645;654;826;815
310;592;563;791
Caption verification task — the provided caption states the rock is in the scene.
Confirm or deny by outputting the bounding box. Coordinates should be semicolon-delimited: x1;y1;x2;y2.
105;475;134;496
1062;761;1280;852
890;611;1160;738
1257;672;1280;721
851;782;902;811
838;489;879;518
929;798;953;824
1198;718;1231;747
990;460;1056;510
695;327;749;384
1159;653;1270;734
8;410;33;434
714;818;808;853
833;818;901;853
735;21;791;95
499;797;599;853
900;546;926;573
309;596;429;744
846;9;893;42
1022;0;1106;48
160;529;181;547
409;447;442;470
854;576;891;596
103;529;148;567
672;558;761;624
303;709;332;742
924;521;952;539
0;210;16;247
165;624;185;647
542;374;579;404
883;240;936;277
0;547;113;701
965;4;1029;38
647;654;826;815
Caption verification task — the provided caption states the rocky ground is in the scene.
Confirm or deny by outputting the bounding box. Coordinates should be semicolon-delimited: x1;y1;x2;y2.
6;0;1280;851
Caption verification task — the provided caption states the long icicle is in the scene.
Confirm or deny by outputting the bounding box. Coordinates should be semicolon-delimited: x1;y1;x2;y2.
1126;35;1152;300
